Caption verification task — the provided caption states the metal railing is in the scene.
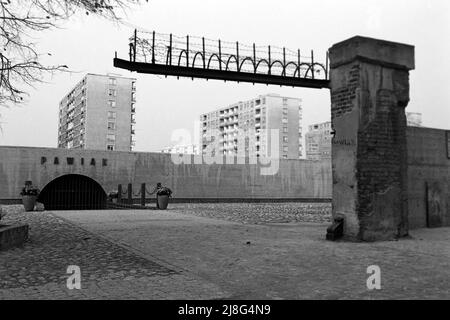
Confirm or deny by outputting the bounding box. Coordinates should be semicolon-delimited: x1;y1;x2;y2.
114;30;330;89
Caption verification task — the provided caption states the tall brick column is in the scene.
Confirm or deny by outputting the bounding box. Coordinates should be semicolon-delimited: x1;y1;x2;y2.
328;36;415;241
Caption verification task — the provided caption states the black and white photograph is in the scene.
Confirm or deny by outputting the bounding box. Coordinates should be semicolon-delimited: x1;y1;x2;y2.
0;0;449;308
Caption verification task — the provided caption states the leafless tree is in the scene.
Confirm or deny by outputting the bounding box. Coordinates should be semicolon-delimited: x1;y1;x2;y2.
0;0;145;107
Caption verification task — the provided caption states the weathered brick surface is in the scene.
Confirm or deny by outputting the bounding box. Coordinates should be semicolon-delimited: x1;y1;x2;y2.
329;37;414;241
356;77;409;239
330;64;360;119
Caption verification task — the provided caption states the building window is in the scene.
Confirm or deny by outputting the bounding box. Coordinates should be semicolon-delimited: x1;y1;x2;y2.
283;127;288;133
131;92;136;101
131;81;136;90
283;146;288;152
108;122;116;130
283;136;288;143
282;155;288;159
107;134;116;143
109;78;117;85
282;118;288;124
109;89;116;97
282;108;288;115
107;145;115;151
108;111;116;119
108;100;116;108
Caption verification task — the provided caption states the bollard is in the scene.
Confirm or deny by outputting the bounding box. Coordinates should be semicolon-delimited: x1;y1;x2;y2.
117;184;122;204
141;183;146;207
128;183;132;205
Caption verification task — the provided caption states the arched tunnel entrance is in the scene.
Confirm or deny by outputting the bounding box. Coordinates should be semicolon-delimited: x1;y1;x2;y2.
38;174;107;210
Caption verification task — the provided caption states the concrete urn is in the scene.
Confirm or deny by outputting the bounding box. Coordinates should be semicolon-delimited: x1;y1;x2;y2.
157;195;169;210
22;196;37;212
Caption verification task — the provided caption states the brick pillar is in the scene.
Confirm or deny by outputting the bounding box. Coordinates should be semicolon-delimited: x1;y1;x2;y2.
328;36;415;241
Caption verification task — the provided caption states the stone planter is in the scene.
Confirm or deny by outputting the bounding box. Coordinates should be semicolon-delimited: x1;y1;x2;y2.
157;195;169;210
22;195;37;212
0;224;29;251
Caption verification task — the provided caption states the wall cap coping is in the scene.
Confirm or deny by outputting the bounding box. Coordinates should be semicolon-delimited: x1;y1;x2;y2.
329;35;415;70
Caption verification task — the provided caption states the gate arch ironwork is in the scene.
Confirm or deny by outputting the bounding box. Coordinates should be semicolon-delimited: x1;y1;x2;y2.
114;29;330;89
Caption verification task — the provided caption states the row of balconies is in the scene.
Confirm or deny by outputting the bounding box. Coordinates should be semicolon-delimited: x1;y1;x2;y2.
219;107;238;117
220;138;238;144
219;116;239;125
220;125;239;132
220;134;238;141
220;145;238;151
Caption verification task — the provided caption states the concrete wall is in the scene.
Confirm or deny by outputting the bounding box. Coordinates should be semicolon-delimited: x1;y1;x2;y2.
406;127;450;228
1;126;447;229
0;146;332;201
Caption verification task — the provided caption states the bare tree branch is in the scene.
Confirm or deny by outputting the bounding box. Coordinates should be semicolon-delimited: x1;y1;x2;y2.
0;0;145;107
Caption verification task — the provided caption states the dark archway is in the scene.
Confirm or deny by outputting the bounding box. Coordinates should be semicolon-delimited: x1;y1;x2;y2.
38;174;107;210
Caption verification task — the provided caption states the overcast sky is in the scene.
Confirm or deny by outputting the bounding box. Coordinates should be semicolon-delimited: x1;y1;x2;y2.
0;0;449;152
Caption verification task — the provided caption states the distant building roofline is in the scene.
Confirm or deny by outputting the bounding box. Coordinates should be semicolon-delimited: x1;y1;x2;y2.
86;73;137;81
60;73;137;103
201;94;302;115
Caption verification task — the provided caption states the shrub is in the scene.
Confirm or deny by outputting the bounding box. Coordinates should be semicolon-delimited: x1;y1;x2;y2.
157;187;173;197
20;184;40;196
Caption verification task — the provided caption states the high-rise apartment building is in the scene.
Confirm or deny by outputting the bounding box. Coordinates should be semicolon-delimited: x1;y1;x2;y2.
58;73;136;151
161;144;200;155
305;121;332;161
406;112;423;127
199;94;302;159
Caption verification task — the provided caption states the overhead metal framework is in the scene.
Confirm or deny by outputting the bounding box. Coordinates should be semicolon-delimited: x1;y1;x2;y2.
114;30;330;89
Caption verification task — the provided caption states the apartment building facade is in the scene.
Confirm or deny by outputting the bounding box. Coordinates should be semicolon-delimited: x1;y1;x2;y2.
161;144;200;155
406;112;423;127
58;73;136;151
199;94;303;159
305;121;332;161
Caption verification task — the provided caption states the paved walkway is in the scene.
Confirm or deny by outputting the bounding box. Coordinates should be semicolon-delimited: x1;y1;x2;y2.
53;206;450;299
0;206;227;299
1;203;449;299
167;202;331;224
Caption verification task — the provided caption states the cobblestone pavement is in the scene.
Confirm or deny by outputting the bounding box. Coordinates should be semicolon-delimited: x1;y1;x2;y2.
168;202;332;224
0;205;228;299
50;205;450;300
